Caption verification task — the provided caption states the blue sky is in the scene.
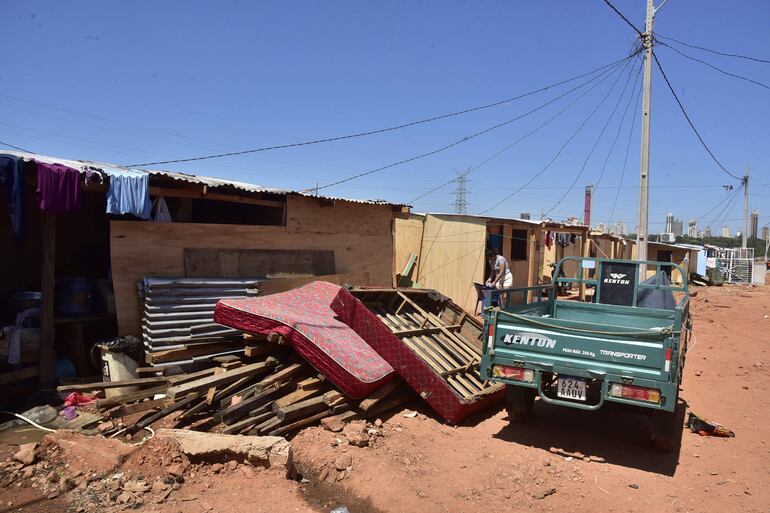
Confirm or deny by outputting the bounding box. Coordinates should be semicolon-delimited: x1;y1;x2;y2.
2;1;769;233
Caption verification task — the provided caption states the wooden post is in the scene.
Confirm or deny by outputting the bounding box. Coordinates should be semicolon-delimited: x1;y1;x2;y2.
502;224;512;262
40;212;56;389
579;230;590;301
526;229;538;302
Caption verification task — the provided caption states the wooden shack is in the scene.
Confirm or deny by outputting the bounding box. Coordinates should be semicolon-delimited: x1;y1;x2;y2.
393;213;545;313
0;150;406;387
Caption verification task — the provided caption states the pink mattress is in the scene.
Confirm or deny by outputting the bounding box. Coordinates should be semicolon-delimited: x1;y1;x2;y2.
213;281;395;399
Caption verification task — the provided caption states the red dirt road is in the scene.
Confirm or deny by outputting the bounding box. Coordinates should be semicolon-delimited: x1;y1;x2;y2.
1;283;768;513
290;284;770;513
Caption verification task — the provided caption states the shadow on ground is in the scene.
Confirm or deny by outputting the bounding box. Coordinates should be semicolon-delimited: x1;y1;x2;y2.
492;397;686;476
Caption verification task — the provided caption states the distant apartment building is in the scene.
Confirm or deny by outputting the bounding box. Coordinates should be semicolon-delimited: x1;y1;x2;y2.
763;226;770;241
520;212;530;220
704;225;712;237
671;218;683;236
665;213;674;233
750;210;759;238
595;222;606;233
687;219;698;238
610;222;628;236
722;226;731;238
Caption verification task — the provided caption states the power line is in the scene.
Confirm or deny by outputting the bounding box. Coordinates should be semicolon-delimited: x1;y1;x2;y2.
601;0;643;35
607;62;644;226
657;41;770;90
125;54;636;168
652;52;743;181
313;52;642;193
0;139;34;153
593;58;644;192
478;55;639;216
408;55;630;204
696;186;737;224
708;184;742;229
543;55;641;218
655;33;770;65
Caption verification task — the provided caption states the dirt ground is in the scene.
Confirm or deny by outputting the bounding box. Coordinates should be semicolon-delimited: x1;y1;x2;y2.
1;282;768;513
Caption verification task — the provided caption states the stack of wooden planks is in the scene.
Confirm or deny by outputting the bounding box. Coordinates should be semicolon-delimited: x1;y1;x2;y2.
56;333;412;438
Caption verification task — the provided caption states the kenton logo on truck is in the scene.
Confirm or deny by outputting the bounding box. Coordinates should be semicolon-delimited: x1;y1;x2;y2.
603;272;631;285
501;333;556;349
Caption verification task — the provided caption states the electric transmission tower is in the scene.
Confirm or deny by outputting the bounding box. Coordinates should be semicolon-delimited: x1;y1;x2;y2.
452;172;468;214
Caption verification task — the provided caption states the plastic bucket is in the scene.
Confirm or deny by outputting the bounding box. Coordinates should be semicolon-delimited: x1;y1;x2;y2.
100;345;139;399
57;277;95;317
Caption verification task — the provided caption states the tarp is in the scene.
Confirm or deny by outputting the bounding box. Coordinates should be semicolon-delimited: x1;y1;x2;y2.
637;272;677;310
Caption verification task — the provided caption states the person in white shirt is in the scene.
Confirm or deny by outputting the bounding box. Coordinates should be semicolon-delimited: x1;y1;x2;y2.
485;248;513;289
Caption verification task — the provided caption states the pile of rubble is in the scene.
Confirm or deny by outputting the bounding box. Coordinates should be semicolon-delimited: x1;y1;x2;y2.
0;427;295;512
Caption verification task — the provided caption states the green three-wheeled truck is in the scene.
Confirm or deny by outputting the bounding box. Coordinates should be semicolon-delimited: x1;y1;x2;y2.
481;257;692;450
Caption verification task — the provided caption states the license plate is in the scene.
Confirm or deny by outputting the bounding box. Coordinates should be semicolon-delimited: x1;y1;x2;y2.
557;376;586;401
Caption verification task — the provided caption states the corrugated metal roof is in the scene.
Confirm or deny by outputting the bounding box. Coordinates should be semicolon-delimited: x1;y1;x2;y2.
1;150;408;207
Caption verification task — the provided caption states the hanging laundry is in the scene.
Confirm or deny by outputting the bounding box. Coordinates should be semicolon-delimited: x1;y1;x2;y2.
35;161;81;213
544;231;553;250
0;154;25;243
152;196;172;222
570;233;577;244
103;169;151;219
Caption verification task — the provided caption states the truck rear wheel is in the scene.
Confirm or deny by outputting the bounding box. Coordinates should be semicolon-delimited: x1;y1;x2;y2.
650;408;681;452
505;386;535;422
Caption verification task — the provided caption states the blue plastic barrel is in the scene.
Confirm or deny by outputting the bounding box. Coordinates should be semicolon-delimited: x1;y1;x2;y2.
56;277;95;317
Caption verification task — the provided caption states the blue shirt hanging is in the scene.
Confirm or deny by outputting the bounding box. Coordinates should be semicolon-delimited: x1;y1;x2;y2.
104;168;151;220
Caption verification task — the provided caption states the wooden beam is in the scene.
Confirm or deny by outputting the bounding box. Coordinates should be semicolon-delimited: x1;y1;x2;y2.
95;385;170;410
40;212;56;389
256;362;305;388
165;358;277;399
358;379;401;412
272;387;322;410
148;186;285;209
273;396;328;422
57;376;169;393
363;392;413;419
127;393;201;434
268;410;331;437
392;325;461;338
109;398;169;419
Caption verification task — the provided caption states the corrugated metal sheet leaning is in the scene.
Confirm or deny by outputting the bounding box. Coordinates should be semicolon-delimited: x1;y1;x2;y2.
140;277;259;367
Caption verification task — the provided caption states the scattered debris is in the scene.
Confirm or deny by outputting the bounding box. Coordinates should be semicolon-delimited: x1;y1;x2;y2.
687;412;736;437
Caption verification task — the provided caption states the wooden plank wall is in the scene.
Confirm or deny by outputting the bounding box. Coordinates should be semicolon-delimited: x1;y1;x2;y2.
415;214;486;313
393;216;424;284
111;196;394;336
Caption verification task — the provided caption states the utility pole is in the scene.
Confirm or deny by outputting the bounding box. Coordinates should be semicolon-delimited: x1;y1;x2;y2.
584;185;593;228
742;168;749;248
636;0;656;275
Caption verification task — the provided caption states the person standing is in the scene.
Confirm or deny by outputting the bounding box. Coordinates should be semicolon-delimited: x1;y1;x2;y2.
486;248;513;289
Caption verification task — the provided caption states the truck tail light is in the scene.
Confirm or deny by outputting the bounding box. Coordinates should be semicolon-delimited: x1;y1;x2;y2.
610;383;661;404
487;324;495;352
664;348;672;372
492;365;535;383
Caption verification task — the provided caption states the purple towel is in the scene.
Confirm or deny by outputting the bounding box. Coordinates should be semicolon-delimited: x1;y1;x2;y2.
35;161;81;213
